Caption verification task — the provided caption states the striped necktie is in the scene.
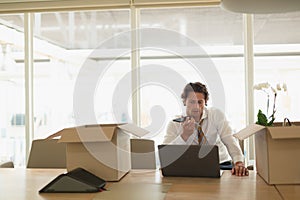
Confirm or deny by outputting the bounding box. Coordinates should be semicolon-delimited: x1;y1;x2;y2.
197;119;206;145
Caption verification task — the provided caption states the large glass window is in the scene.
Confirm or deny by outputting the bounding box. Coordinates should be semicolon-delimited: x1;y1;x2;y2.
140;7;245;146
254;12;300;123
0;14;25;167
2;5;300;169
33;10;131;139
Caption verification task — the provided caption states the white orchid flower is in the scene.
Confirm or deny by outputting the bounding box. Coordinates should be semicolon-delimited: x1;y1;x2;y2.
282;83;287;92
276;83;281;91
271;87;277;94
253;84;262;90
254;82;270;90
254;82;288;126
259;82;270;89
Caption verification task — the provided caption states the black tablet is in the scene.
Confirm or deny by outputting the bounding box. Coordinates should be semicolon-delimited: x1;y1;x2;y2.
39;168;106;193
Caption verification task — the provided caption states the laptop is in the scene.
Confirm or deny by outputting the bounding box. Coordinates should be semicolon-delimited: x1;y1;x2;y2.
158;145;221;178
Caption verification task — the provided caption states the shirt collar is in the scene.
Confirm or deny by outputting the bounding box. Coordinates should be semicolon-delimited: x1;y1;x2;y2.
200;107;208;121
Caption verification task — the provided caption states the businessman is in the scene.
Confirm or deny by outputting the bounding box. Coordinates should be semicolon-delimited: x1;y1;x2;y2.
163;82;249;176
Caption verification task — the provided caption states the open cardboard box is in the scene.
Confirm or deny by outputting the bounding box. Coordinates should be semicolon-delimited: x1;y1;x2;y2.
48;123;149;181
234;122;300;184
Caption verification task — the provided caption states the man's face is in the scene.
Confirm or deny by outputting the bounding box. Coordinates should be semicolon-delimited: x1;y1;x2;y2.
185;92;206;121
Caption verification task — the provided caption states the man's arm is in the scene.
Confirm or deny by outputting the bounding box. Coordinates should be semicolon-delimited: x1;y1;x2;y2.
213;109;248;176
163;121;193;144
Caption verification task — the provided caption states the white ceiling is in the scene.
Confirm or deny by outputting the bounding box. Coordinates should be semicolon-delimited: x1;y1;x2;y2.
0;7;299;50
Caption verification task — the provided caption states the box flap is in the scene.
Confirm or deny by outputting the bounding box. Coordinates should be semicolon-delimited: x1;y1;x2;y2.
234;124;265;140
267;126;300;139
45;130;63;140
58;124;118;143
118;123;149;138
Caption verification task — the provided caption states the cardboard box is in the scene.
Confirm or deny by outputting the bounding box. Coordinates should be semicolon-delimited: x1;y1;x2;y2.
49;123;148;181
234;122;300;184
27;139;66;168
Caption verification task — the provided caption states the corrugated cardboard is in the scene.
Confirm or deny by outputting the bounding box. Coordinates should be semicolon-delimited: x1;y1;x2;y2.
49;123;148;181
234;122;300;184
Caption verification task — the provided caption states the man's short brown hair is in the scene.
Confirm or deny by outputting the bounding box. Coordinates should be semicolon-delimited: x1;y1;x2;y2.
181;82;209;106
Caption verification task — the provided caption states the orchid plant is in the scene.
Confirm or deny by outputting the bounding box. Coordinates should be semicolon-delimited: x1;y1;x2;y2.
253;82;287;126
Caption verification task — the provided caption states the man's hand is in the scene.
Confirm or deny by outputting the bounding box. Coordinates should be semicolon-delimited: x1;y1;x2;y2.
181;117;195;141
231;161;249;176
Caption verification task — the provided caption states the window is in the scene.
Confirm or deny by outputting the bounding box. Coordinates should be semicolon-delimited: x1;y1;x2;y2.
1;4;299;168
254;12;300;122
1;10;131;167
0;14;25;167
33;10;131;139
140;7;245;146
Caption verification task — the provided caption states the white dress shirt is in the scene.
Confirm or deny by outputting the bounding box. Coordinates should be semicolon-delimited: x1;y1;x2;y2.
163;107;244;164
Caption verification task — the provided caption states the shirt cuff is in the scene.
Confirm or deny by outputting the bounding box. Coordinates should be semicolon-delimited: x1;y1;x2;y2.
172;134;187;144
232;155;245;164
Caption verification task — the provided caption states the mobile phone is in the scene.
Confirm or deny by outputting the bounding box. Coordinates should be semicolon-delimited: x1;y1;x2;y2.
173;116;188;123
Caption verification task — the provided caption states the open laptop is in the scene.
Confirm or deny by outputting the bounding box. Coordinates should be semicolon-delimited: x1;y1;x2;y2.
158;145;221;178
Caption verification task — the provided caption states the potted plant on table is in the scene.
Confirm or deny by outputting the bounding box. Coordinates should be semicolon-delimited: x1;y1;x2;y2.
253;82;287;126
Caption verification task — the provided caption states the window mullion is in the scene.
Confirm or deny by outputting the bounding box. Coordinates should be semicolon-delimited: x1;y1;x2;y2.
24;13;34;164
